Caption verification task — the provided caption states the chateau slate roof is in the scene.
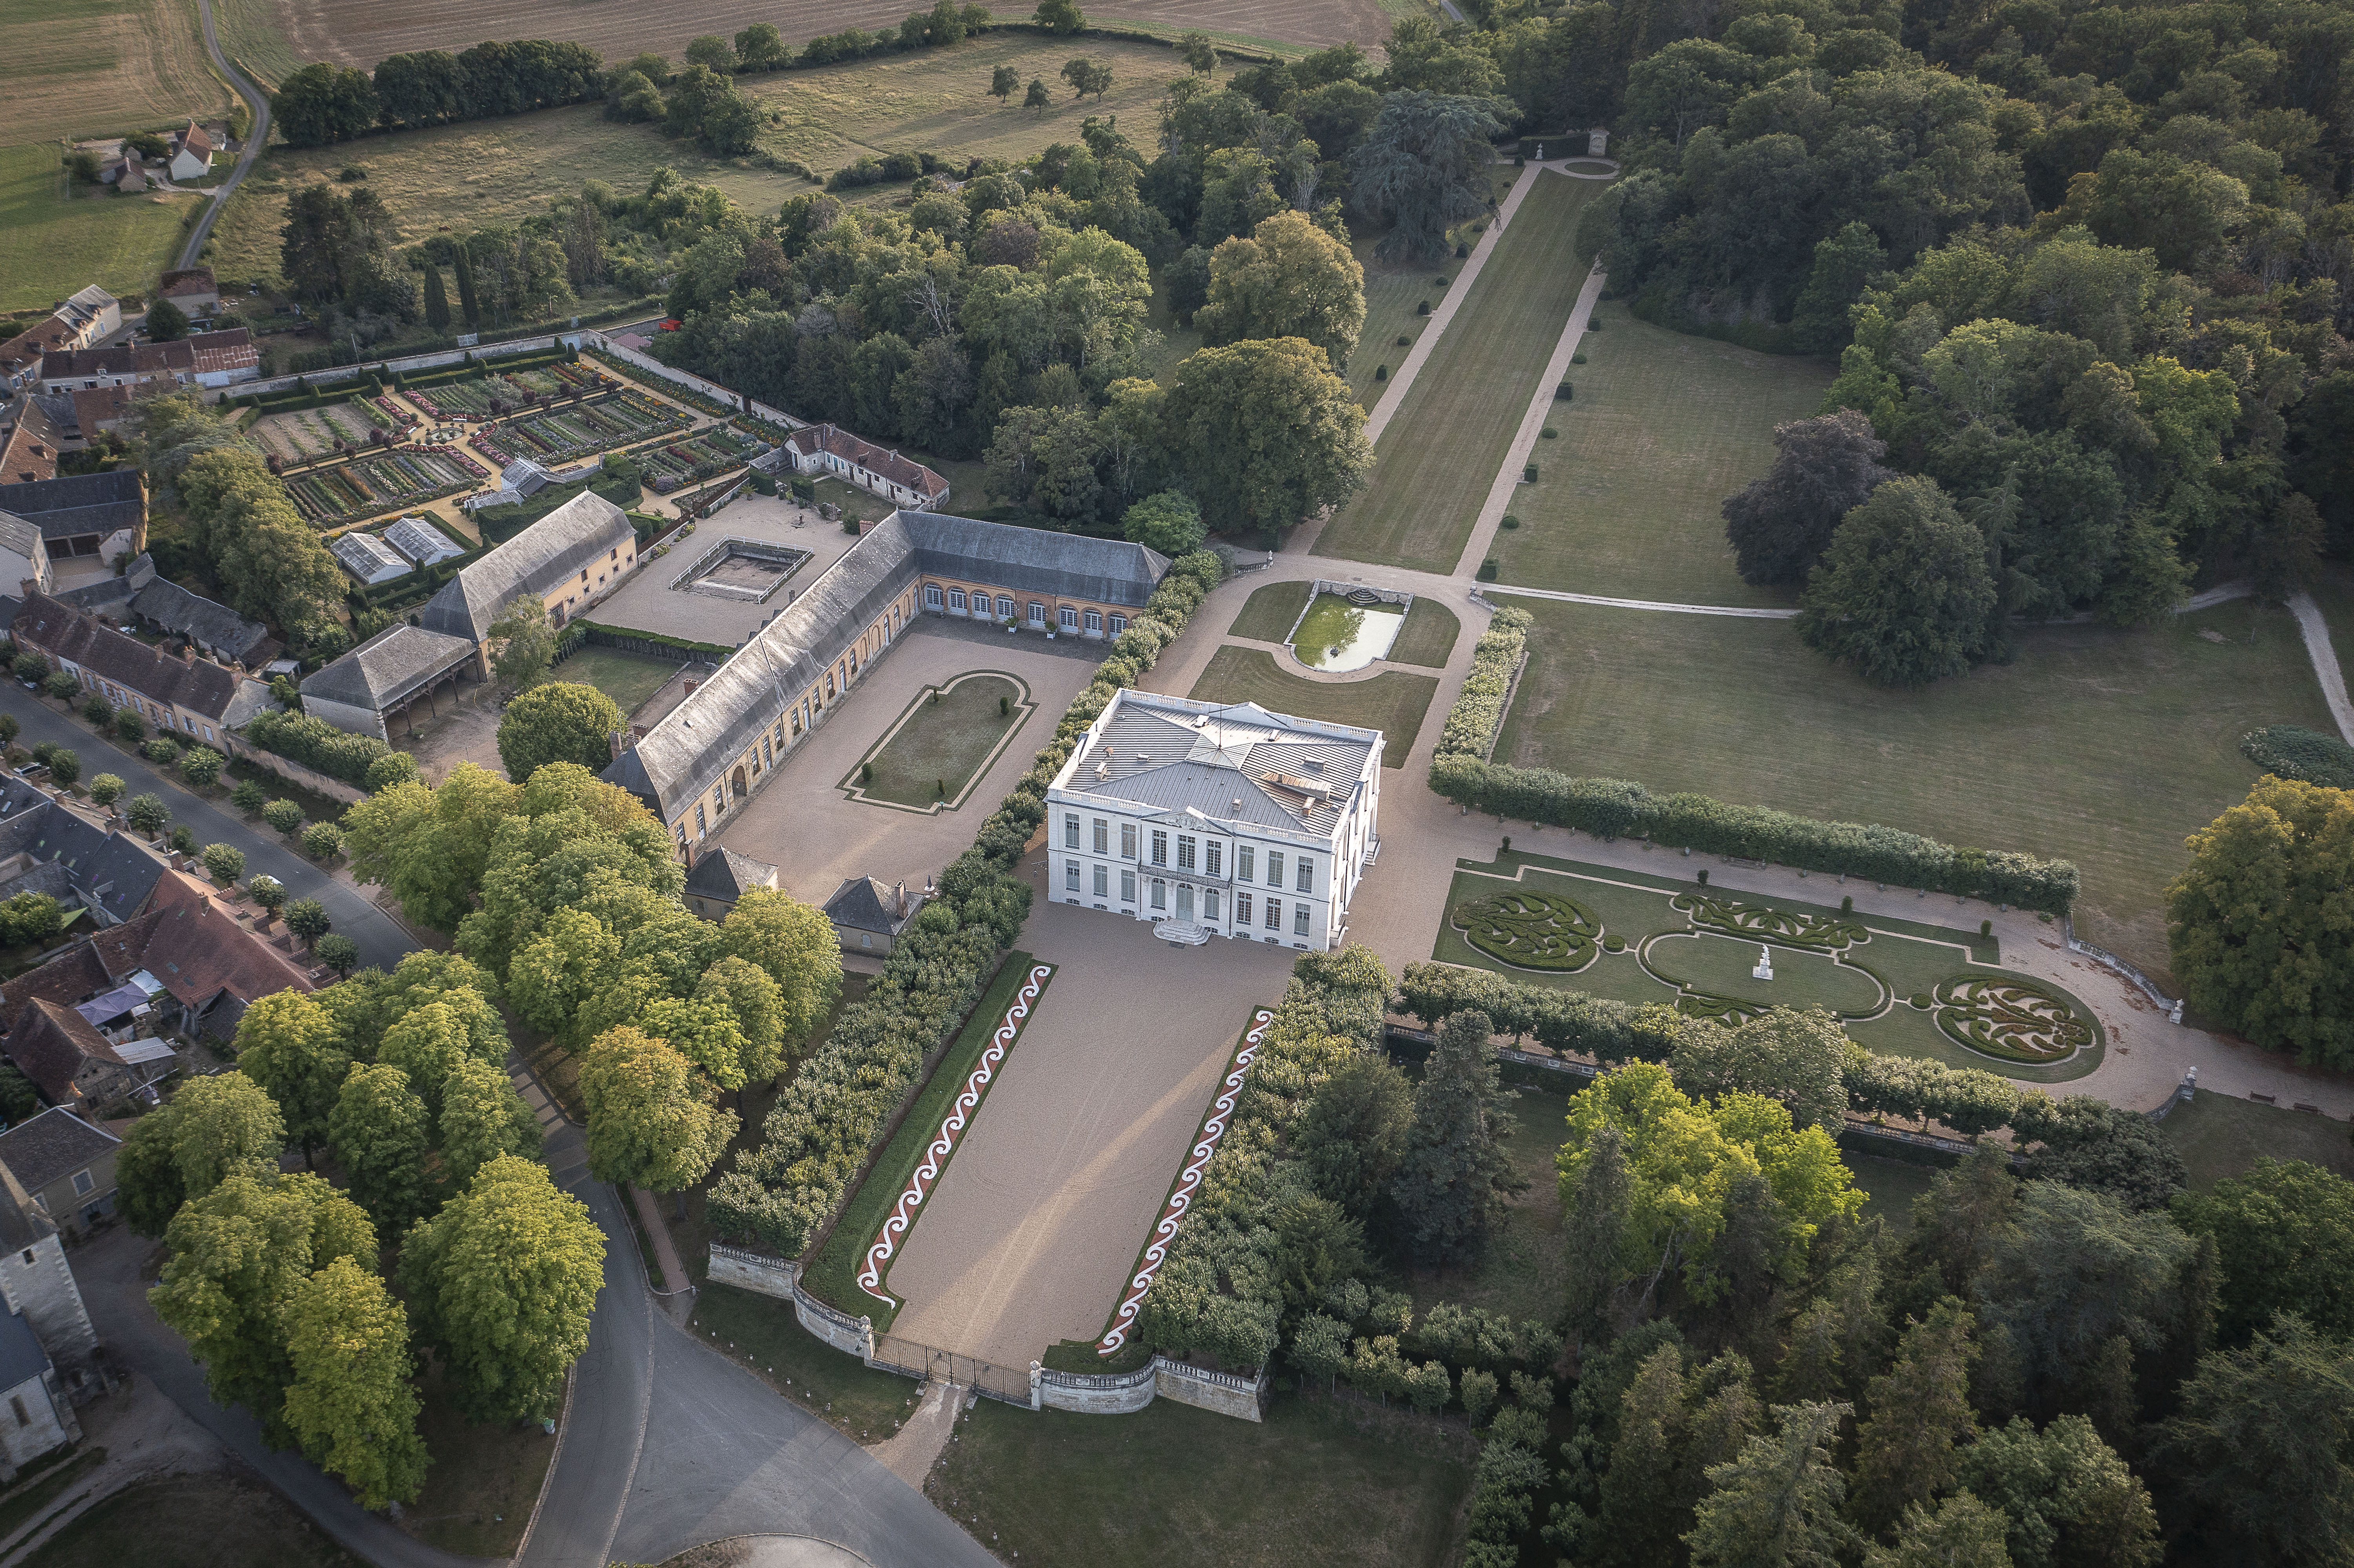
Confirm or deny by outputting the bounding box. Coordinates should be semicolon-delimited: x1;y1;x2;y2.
301;623;476;713
0;470;142;542
1053;690;1378;838
129;579;270;663
906;513;1168;610
419;490;633;643
685;849;776;903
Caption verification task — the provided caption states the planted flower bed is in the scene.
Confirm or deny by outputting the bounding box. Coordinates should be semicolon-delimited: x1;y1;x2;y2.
286;447;480;525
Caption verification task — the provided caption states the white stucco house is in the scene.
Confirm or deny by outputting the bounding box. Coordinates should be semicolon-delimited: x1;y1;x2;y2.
1043;690;1382;950
168;121;214;182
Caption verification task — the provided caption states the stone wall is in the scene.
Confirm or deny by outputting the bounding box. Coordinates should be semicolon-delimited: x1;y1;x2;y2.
1154;1359;1268;1422
220;733;369;803
1035;1363;1156;1415
582;333;802;432
705;1243;873;1358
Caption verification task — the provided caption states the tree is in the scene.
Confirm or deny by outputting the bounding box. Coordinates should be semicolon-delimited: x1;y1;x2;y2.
171;1073;287;1198
508;907;622;1046
1849;1302;1979;1538
1685;1402;1859;1568
1722;411;1894;585
400;1156;604;1422
125;793;169;834
1953;1415;2160;1568
1169;337;1370;537
115;1110;189;1237
0;892;59;949
1195;211;1366;372
2153;1315;2354;1568
2166;778;2354;1068
1349;91;1507;261
452;242;482;329
1389;1011;1524;1262
1178;29;1217;71
497;681;623;782
488;595;558;691
423;263;451;331
1796;476;1995;689
44;748;78;787
1023;77;1051;114
1290;1055;1413;1220
2015;1095;2186;1211
315;933;361;977
1290;1312;1350;1392
1864;1495;2014;1568
281;899;332;949
179;746;223;789
378;1000;492;1121
1121;491;1206;557
329;1064;435;1233
695;955;787;1083
720;889;844;1051
684;34;739;72
281;1257;429;1509
989;64;1020;99
145;299;190;342
1060;56;1112;99
200;843;246;885
1561;1119;1632;1342
263;799;306;836
2174;1160;2354;1346
636;996;750;1092
580;1027;738;1192
149;1172;376;1442
233;992;349;1161
439;1057;542;1190
273;63;381;147
1669;1007;1855;1132
1033;0;1082;34
736;21;789;69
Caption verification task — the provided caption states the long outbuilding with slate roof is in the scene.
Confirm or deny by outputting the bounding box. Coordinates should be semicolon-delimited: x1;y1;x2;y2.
419;489;638;657
605;509;1168;848
1042;689;1382;951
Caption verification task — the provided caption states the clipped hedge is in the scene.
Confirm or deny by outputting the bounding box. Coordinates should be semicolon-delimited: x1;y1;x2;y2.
1437;606;1529;761
2241;724;2354;789
705;548;1230;1262
243;708;415;790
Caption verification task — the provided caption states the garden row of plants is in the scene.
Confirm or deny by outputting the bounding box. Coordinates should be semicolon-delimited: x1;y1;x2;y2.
583;346;740;420
242;707;420;790
285;448;483;525
1428;612;2080;914
470;392;686;466
706;550;1228;1266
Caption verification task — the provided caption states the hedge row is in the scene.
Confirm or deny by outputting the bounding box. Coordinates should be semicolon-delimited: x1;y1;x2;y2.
243;708;417;790
1428;755;2079;913
705;548;1230;1261
1394;961;2038;1138
567;619;733;662
1436;606;1528;761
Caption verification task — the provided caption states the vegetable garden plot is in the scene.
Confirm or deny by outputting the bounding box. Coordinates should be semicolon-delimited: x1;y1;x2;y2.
285;448;481;525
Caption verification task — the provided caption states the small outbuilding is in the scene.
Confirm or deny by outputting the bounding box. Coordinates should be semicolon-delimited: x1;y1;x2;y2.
683;848;779;921
822;876;925;956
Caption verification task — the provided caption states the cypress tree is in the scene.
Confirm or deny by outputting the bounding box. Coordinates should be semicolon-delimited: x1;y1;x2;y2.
452;244;481;329
423;264;451;331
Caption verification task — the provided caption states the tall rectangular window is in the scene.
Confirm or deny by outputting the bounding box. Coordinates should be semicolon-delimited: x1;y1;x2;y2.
1066;860;1080;891
1121;823;1138;859
1238;846;1255;882
926;584;943;609
1059;605;1078;630
1064;814;1079;849
1110;614;1128;634
1264;898;1282;930
1176;835;1196;871
1150;879;1166;911
1295;904;1310;937
1121;868;1137;903
996;595;1014;619
1092;818;1108;854
1236;892;1253;925
1266;852;1284;889
1206;842;1222;877
1150;830;1168;866
948;588;966;612
1297;857;1314;892
1093;864;1108;897
1204;889;1221;920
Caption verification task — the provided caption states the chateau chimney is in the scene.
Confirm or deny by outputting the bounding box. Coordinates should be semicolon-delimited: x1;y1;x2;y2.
894;880;908;918
683;678;698;696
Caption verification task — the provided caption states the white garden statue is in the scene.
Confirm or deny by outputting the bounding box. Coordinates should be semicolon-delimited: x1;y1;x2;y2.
1752;943;1774;982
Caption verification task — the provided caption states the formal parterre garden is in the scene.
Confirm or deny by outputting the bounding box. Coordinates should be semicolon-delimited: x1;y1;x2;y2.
284;447;485;525
469;390;692;466
1434;851;2103;1081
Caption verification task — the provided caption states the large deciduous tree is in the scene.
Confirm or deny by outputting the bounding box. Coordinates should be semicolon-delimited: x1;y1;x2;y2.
281;1257;430;1509
1167;337;1370;538
273;64;381;148
1668;1006;1857;1133
1722;410;1894;585
720;889;844;1051
1952;1414;2160;1568
438;1057;544;1189
2166;777;2354;1069
496;681;625;782
231;992;349;1163
1195;211;1367;372
1796;476;1996;688
118;1072;288;1237
580;1027;739;1192
1348;91;1507;261
487;595;559;692
328;1064;435;1234
2174;1159;2354;1347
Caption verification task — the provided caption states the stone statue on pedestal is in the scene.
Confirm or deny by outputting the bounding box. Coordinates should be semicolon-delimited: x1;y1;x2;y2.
1752;943;1773;981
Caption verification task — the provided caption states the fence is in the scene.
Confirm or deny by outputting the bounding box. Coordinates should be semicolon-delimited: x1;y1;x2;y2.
871;1333;1033;1407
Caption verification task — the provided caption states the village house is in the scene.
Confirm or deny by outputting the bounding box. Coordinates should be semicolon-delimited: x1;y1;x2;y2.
0;1304;79;1478
0;1162;101;1407
1043;690;1383;952
128;579;273;666
37;328;259;392
419;488;639;657
0;1109;119;1238
605;510;1166;849
0;289;117;395
168;120;214;182
10;588;272;746
777;424;951;511
99;155;147;195
299;622;479;740
0;470;144;566
155;267;219;317
0;400;70;487
0;791;171;929
66;386;138;441
822;876;925;956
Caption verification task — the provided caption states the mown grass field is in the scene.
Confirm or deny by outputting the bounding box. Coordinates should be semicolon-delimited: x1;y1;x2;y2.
1188;645;1435;768
28;1474;363;1568
1489;596;2334;982
2159;1091;2354;1188
1489;300;1835;606
1345;242;1439;406
1314;170;1604;574
0;0;230;146
933;1392;1473;1568
0;143;191;311
208;36;1195;289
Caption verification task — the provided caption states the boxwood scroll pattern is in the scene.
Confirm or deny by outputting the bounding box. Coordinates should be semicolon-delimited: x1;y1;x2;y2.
1097;1009;1275;1357
1452;889;1602;971
1930;975;2095;1064
1673;891;1866;951
856;963;1053;1308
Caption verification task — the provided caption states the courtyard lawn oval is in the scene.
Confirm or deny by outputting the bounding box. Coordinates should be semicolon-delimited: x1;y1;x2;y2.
841;672;1033;814
1639;931;1888;1020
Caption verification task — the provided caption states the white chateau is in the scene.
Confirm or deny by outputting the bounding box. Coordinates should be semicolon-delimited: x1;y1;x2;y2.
1044;690;1381;950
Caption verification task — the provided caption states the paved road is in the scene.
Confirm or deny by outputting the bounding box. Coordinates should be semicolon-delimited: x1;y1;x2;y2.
0;693;413;972
180;0;271;272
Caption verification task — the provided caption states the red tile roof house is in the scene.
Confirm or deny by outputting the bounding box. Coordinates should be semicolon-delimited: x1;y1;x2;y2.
155;268;219;316
0;869;318;1108
10;589;272;750
780;424;950;511
38;329;258;392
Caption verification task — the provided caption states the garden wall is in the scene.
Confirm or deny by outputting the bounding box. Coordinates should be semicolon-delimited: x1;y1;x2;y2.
217;736;366;807
581;333;804;432
1154;1359;1268;1422
229;334;568;402
707;1244;873;1357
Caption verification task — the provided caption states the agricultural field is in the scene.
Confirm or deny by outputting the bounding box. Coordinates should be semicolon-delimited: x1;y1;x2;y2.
0;142;188;313
284;446;481;523
1488;595;2337;983
0;0;231;148
208;36;1204;289
248;398;392;463
1314;171;1607;574
1487;301;1836;606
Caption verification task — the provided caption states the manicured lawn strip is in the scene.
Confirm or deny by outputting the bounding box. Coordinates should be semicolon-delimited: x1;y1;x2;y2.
0;144;186;315
2157;1090;2354;1188
1346;246;1439;406
688;1281;920;1444
1389;597;1461;668
930;1393;1474;1568
1186;646;1436;769
1314;172;1605;574
551;645;680;718
1489;301;1833;606
26;1474;364;1568
1489;596;2332;982
1228;580;1310;643
395;1368;555;1557
1403;1084;1569;1324
849;673;1029;810
799;954;1040;1330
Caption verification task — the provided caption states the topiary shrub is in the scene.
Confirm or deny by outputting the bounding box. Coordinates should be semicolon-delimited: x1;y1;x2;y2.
230;778;268;813
200;842;246;885
1571;351;1586;364
1500;514;1520;530
1455;242;1468;258
168;824;196;854
304;821;344;860
1477;557;1499;581
1556;382;1572;400
261;799;305;836
1541;427;1558;439
1396;334;1410;346
1523;463;1539;482
125;794;169;835
1417;300;1430;315
1375;365;1388;381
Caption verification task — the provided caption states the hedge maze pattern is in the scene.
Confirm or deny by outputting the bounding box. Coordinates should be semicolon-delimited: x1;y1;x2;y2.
1671;891;1867;951
1929;975;2095;1064
1451;889;1602;972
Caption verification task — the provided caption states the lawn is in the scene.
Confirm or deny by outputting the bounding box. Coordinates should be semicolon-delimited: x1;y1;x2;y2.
1313;170;1607;574
1487;301;1835;606
798;954;1039;1327
0;0;231;148
26;1475;363;1568
0;1448;102;1541
931;1391;1474;1568
1346;244;1439;406
2157;1090;2354;1189
206;38;1195;290
1389;596;1459;668
687;1282;926;1444
396;1368;557;1557
552;644;681;719
845;671;1029;810
1488;595;2334;982
1228;580;1310;643
0;144;189;314
1405;1084;1568;1324
1433;854;2104;1081
1187;646;1436;769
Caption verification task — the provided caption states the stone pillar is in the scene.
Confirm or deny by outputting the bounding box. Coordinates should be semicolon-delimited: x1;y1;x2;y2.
1029;1360;1044;1411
